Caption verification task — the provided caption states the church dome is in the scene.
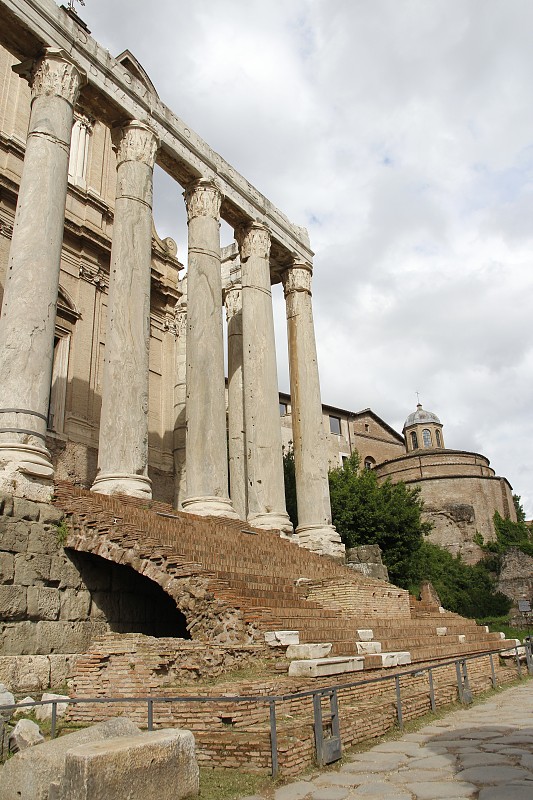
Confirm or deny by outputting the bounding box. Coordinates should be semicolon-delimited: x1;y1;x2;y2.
404;403;441;429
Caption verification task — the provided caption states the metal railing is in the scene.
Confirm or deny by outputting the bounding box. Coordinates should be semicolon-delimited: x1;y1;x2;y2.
1;644;530;777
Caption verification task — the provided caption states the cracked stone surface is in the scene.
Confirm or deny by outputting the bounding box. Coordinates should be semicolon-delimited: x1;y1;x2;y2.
244;681;533;800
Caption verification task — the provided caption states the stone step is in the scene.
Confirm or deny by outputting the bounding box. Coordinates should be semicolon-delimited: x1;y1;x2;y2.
364;651;412;669
355;641;382;655
288;656;365;678
285;643;332;659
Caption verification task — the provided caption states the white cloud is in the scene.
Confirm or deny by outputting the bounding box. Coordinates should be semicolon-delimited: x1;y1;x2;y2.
82;0;533;515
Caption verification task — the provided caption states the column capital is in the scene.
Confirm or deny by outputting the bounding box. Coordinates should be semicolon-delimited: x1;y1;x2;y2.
224;282;242;322
112;120;159;168
235;221;271;261
281;262;313;297
184;179;221;222
17;48;86;106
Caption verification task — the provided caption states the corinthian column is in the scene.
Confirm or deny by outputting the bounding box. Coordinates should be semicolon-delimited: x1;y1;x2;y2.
224;281;246;520
0;49;85;501
182;180;236;518
282;262;344;559
91;121;158;498
237;222;292;533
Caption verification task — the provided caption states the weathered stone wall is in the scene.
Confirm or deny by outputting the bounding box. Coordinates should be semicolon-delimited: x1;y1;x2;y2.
345;544;389;581
497;547;533;624
0;493;192;657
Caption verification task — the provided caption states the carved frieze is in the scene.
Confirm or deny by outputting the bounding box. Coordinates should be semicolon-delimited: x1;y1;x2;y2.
113;121;159;168
224;284;242;321
282;263;313;297
30;49;85;106
235;222;271;261
0;220;13;238
79;263;107;290
184;180;221;222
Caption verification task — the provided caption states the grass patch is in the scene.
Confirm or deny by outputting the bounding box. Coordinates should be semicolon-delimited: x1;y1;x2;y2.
476;616;532;641
199;767;273;800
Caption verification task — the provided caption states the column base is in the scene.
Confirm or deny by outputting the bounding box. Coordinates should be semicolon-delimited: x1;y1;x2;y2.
0;443;54;502
294;523;345;560
91;473;152;499
182;495;239;520
248;511;294;536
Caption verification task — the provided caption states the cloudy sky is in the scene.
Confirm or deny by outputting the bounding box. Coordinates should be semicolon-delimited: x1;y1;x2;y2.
79;0;533;515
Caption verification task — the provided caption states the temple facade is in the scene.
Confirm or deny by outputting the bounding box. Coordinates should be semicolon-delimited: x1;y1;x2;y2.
0;0;343;558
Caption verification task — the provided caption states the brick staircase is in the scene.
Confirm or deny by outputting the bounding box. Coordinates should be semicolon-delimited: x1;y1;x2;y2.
53;481;515;668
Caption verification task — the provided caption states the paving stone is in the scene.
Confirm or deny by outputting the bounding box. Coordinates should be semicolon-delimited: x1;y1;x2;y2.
313;774;365;787
457;753;515;768
519;753;533;770
406;754;456;770
351;781;412;797
349;752;408;767
392;768;451;783
339;758;403;773
405;781;477;798
478;787;533;800
274;781;314;800
455;766;531;784
370;741;422;756
310;788;349;800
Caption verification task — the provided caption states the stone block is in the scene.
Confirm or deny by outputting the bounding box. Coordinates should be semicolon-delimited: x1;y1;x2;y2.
13;697;37;717
436;627;447;636
0;491;14;516
28;523;59;555
0;655;51;692
458;634;466;643
355;641;382;655
35;621;98;655
49;654;79;690
0;585;27;620
50;553;83;589
288;656;364;678
0;622;38;655
0;684;15;719
356;629;374;641
38;506;64;525
0;717;141;800
35;693;70;722
14;553;52;585
13;498;40;521
59;589;91;621
0;519;30;552
9;718;44;752
264;630;300;647
0;550;15;582
27;586;61;621
365;651;412;668
57;729;199;800
285;643;332;659
395;651;412;665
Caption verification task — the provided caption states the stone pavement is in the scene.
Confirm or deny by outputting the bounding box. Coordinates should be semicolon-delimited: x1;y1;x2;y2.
249;681;533;800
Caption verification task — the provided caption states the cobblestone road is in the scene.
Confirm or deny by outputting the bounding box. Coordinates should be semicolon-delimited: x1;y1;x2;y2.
247;680;533;800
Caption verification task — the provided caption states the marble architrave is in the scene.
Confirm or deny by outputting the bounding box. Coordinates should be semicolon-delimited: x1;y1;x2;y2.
237;222;292;534
0;48;85;501
282;263;344;558
91;120;158;498
182;180;237;519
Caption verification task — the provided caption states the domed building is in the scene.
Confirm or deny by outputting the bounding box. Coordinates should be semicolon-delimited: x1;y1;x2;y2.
374;403;516;565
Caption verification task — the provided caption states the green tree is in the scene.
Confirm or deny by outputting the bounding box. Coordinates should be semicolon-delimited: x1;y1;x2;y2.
513;494;527;523
328;452;430;586
282;443;298;529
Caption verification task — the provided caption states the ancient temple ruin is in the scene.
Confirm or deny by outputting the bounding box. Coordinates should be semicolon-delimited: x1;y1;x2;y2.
0;0;343;558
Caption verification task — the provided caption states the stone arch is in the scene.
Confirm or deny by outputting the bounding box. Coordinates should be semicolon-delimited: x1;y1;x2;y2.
64;528;254;645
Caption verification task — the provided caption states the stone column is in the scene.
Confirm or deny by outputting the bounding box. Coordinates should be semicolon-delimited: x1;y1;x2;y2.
91;121;159;499
0;49;85;501
282;262;344;558
173;282;188;508
182;180;236;518
237;222;292;533
224;281;247;520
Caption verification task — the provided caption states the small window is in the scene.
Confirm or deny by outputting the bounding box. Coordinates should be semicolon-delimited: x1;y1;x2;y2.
279;402;288;416
364;423;370;432
411;431;418;450
364;457;375;470
423;429;432;448
435;429;442;448
341;454;349;466
329;415;341;435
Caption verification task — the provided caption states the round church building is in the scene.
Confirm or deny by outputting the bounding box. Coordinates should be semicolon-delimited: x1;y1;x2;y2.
375;403;516;565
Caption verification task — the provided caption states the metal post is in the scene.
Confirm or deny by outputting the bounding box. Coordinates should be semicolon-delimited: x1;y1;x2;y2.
525;639;533;676
313;692;324;766
147;699;154;731
461;659;472;704
269;700;279;778
515;645;522;678
455;660;464;703
51;702;57;739
428;668;436;712
395;675;403;729
489;653;497;688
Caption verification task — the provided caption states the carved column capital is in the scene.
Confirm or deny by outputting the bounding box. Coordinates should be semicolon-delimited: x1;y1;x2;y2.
235;222;271;261
224;283;242;322
281;262;313;298
184;179;222;222
29;48;86;106
113;121;159;167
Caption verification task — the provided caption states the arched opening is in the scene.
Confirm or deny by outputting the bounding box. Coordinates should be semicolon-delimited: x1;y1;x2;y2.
67;550;191;638
410;431;418;450
364;456;376;470
435;429;442;448
422;428;432;448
